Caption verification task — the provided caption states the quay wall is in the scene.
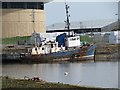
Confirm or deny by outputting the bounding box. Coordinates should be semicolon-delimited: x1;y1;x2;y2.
2;44;120;62
95;44;119;61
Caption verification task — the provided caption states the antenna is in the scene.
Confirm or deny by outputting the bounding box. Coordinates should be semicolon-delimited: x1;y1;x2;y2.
64;1;70;36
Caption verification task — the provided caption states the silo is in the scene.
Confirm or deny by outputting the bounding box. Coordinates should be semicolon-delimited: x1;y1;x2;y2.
1;0;51;38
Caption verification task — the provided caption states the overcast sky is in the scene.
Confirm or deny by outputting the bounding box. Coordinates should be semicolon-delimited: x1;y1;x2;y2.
44;1;118;26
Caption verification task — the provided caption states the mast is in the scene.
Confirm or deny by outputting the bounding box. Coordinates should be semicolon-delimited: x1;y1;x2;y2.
65;2;70;36
32;9;37;47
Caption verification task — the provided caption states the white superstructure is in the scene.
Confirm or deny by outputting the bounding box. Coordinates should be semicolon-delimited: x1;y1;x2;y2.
66;36;81;48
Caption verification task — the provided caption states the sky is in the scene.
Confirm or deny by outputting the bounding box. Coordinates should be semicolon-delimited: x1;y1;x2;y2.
44;1;118;26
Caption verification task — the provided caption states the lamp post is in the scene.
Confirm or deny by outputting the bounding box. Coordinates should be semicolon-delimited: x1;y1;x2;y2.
115;13;119;31
118;18;120;31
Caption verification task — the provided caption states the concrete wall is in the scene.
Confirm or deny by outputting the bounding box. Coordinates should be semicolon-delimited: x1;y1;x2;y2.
2;9;46;38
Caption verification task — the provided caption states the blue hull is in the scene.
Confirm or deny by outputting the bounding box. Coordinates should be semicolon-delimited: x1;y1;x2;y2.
39;44;96;62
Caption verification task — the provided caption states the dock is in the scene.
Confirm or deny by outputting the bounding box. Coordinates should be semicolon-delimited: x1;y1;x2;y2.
1;44;120;63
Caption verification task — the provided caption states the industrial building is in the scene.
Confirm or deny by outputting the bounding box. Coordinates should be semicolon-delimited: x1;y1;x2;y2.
46;1;119;34
46;19;118;34
1;0;51;38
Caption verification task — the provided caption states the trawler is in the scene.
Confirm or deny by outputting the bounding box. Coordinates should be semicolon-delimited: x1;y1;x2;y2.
21;3;96;63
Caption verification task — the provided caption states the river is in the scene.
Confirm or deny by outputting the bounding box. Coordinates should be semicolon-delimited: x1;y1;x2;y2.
2;61;118;88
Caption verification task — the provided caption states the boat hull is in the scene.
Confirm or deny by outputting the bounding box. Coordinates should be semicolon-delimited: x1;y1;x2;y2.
21;44;96;63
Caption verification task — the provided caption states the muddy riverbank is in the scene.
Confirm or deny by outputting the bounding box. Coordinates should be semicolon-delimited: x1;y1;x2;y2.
95;44;119;61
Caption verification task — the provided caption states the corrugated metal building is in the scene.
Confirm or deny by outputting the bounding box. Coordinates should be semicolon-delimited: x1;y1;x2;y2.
46;19;117;33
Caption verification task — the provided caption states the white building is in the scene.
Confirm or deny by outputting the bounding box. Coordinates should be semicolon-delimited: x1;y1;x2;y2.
109;31;120;44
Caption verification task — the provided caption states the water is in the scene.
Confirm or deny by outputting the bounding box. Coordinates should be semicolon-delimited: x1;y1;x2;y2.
2;61;118;88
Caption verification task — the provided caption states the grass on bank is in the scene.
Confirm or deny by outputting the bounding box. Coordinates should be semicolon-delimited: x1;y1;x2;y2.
80;35;93;43
1;36;31;44
1;76;118;89
1;35;92;45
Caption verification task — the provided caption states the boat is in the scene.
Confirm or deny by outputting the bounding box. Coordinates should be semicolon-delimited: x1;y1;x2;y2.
21;42;96;63
20;2;96;63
